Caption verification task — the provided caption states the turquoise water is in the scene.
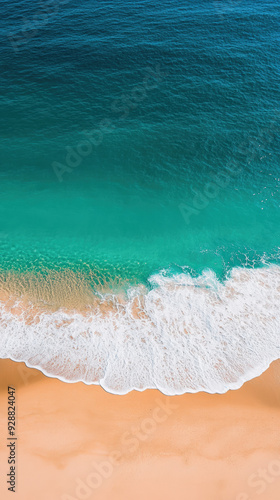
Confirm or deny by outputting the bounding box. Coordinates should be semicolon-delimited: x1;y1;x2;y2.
0;175;279;283
0;1;280;393
1;0;279;285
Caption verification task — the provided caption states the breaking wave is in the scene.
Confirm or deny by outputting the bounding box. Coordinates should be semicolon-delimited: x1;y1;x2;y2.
0;265;280;395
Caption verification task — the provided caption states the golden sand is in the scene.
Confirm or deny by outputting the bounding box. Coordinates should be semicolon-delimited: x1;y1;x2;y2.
0;359;280;500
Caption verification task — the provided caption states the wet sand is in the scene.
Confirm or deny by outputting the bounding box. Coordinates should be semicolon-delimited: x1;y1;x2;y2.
0;358;280;500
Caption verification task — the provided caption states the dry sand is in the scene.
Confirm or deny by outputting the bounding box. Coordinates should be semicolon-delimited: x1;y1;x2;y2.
0;358;280;500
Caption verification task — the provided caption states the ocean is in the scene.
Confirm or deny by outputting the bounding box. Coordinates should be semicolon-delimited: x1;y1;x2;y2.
0;0;280;394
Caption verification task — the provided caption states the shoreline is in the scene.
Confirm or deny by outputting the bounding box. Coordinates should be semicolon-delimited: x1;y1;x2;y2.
1;264;280;395
3;355;280;396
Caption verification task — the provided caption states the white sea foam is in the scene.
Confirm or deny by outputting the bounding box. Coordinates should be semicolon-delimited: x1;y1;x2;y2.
0;265;280;394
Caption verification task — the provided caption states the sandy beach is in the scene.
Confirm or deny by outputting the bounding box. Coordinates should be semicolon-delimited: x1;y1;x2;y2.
0;359;279;500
